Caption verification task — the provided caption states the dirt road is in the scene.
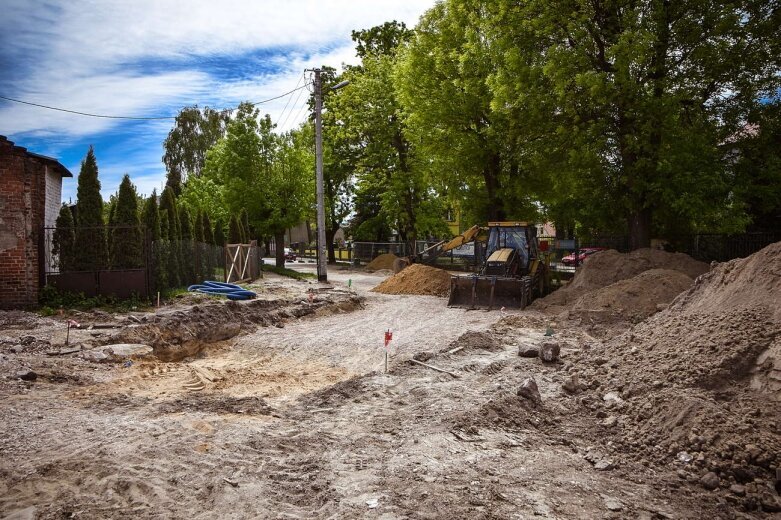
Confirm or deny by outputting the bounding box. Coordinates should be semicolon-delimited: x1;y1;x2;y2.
0;267;763;518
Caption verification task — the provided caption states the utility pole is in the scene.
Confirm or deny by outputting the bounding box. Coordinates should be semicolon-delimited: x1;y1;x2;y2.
313;68;328;282
308;68;349;283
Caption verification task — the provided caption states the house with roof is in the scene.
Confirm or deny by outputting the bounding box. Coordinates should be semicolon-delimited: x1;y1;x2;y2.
0;136;72;308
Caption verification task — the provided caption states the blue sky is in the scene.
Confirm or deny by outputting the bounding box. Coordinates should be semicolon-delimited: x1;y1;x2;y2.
0;0;434;202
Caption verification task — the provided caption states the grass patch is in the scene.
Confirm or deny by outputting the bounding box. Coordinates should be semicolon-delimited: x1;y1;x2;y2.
263;264;316;280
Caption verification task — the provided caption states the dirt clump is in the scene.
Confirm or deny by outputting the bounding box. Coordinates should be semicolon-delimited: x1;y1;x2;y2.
571;242;781;499
371;263;451;297
563;268;695;327
534;248;708;312
442;330;502;353
364;252;398;271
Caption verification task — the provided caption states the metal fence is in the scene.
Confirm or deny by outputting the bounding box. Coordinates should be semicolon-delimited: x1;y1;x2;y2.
42;225;151;299
42;225;257;299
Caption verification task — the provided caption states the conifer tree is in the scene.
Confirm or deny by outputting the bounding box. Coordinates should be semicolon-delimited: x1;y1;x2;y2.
178;206;195;284
202;213;215;245
159;186;180;287
110;174;143;268
74;146;107;269
142;191;167;291
229;214;243;244
53;204;76;272
214;219;226;247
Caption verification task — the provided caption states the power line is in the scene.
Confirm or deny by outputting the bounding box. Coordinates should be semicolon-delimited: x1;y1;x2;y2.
275;73;304;124
0;82;312;120
279;77;309;130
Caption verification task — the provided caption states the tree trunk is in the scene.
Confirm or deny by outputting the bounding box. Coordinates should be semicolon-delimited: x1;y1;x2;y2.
326;227;336;263
628;208;652;250
484;153;504;221
274;231;285;268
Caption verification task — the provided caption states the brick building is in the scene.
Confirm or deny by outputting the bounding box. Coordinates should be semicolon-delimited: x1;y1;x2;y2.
1;136;72;308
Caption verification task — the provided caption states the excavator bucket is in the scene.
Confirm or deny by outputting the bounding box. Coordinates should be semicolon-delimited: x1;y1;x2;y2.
447;275;529;310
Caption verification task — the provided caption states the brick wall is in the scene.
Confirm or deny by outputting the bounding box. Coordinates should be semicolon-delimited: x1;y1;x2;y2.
0;138;49;309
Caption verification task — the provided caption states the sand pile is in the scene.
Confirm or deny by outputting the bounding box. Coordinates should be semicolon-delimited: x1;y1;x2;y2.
534;248;709;312
365;253;398;271
371;264;451;297
572;242;781;498
563;268;695;327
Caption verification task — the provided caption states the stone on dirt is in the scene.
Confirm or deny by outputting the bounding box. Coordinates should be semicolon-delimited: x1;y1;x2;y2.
729;484;746;496
101;343;153;358
603;497;623;511
699;471;720;490
538;341;560;363
518;345;539;358
16;369;37;381
517;378;541;404
562;374;584;394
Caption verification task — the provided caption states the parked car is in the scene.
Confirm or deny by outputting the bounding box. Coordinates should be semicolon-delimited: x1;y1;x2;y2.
284;248;297;262
561;247;606;266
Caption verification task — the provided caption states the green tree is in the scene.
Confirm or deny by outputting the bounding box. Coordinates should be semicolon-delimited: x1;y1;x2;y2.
317;71;356;262
73;146;107;270
52;204;76;272
329;22;448;255
229;214;243;244
179;206;195;284
395;5;543;226
731;101;781;232
142;191;167;292
239;208;251;243
159;186;180;287
109;174;143;269
202;103;312;268
213;218;226;247
482;0;780;247
163;106;230;195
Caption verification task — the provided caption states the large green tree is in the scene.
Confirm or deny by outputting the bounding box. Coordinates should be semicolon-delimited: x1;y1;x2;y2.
109;174;143;269
202;103;312;267
331;22;448;254
481;0;780;247
73;146;107;270
731;100;781;232
163;106;230;195
395;6;539;225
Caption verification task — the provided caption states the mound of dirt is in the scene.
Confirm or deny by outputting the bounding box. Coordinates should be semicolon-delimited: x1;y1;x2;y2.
371;264;451;297
572;242;781;490
563;268;695;326
442;330;503;353
365;253;398;271
534;248;709;312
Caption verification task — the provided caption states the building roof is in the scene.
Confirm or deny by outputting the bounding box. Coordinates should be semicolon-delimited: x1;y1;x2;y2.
0;135;73;177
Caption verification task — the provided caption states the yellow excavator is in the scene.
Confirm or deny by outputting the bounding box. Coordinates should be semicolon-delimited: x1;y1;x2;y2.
393;222;549;310
447;222;549;310
392;225;485;273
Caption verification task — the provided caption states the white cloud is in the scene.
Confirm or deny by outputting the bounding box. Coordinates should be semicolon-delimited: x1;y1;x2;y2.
2;0;435;202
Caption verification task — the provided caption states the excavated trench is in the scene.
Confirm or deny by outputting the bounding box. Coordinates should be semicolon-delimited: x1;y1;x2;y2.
104;290;364;362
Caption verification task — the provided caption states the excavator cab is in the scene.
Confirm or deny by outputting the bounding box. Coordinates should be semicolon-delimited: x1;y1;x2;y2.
448;222;547;310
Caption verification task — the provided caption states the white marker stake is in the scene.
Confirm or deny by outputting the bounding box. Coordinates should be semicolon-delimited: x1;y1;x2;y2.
384;329;393;373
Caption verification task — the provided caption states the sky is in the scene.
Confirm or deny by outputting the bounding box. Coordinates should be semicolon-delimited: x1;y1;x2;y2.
0;0;436;203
